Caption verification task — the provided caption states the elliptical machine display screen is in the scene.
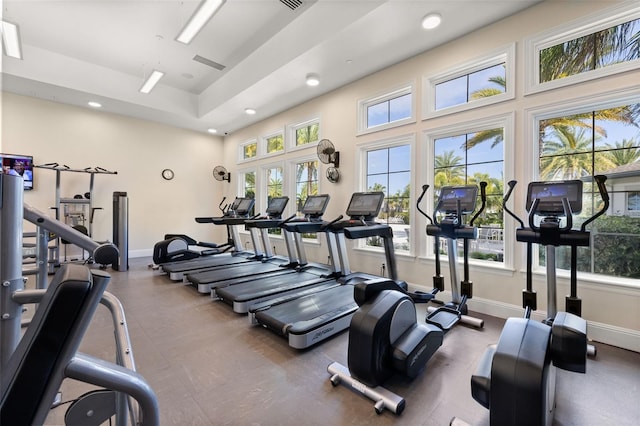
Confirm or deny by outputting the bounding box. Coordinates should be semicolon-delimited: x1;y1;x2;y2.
436;186;478;214
526;180;583;215
345;192;385;220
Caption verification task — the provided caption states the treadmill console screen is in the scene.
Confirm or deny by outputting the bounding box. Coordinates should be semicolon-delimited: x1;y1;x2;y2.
301;195;330;217
436;186;478;214
235;198;255;216
265;196;289;215
526;180;583;215
345;192;385;220
229;197;243;211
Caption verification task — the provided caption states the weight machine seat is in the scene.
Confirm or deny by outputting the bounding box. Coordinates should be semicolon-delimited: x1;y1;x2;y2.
1;264;109;426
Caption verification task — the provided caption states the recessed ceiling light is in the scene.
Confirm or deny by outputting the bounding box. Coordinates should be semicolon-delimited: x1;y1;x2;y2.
245;108;256;115
421;13;442;30
88;101;102;108
306;73;320;87
1;21;23;59
139;70;164;94
176;0;226;44
207;128;217;134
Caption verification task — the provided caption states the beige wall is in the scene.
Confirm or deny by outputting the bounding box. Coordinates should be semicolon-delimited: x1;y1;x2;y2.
1;93;224;255
222;0;640;349
2;0;637;350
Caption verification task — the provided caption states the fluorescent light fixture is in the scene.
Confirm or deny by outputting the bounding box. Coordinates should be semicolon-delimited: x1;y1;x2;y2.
306;73;320;87
1;21;23;59
207;128;217;134
245;108;256;115
88;101;102;108
139;70;164;94
421;13;442;30
176;0;226;44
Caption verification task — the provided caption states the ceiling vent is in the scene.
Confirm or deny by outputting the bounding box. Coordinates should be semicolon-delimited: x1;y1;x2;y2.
280;0;302;11
193;55;226;71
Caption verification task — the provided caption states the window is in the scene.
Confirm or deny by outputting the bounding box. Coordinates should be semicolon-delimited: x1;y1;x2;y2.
534;98;640;279
241;170;256;201
628;191;640;213
363;138;413;252
525;3;640;94
239;139;258;162
265;165;284;235
432;125;506;264
424;44;515;119
263;131;284;156
288;118;320;150
294;159;319;238
358;84;415;135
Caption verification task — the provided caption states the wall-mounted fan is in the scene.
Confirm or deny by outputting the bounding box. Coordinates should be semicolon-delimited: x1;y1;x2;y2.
213;165;231;183
317;139;340;183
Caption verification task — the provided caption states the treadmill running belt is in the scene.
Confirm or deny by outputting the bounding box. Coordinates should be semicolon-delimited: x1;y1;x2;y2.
187;261;288;285
215;272;330;302
254;285;357;336
161;255;251;274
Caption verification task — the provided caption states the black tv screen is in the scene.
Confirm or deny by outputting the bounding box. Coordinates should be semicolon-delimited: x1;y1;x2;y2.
1;153;34;190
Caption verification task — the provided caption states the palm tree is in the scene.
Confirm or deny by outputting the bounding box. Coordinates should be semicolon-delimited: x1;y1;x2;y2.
540;19;640;82
604;138;640;166
539;126;617;179
434;150;465;187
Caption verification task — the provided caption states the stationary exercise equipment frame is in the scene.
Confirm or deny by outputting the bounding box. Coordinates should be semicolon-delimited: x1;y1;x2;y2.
0;173;158;425
34;162;117;271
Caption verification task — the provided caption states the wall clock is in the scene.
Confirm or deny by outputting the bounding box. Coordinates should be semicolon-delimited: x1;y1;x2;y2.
161;168;174;180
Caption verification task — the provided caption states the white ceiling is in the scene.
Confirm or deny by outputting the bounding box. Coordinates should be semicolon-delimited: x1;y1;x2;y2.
1;0;541;136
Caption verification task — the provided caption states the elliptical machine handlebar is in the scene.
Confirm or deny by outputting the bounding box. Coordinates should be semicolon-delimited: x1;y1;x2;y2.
581;175;609;232
416;184;433;225
503;175;609;234
470;181;488;227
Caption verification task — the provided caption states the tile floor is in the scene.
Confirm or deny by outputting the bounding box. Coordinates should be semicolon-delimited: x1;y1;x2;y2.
39;257;640;425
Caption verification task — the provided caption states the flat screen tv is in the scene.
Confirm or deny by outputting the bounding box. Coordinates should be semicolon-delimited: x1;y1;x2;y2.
1;153;34;190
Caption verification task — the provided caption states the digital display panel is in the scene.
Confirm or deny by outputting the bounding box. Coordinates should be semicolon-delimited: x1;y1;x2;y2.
345;192;385;218
526;180;583;215
301;194;330;215
436;185;478;214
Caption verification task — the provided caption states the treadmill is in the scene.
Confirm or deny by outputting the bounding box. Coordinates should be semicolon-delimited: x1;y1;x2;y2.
248;192;404;349
190;194;338;295
160;197;258;281
185;196;298;293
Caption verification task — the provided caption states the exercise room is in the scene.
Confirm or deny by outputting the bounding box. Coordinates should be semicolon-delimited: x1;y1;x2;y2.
1;1;639;425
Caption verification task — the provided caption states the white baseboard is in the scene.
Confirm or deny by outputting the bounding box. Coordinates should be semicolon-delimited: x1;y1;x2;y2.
466;297;640;353
129;249;152;258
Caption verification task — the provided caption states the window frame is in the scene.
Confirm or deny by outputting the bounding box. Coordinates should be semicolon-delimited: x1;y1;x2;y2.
238;138;259;163
423;113;515;269
286;116;322;152
356;133;416;255
261;129;285;158
288;154;322;242
423;43;515;120
524;2;640;95
525;86;640;286
357;82;416;135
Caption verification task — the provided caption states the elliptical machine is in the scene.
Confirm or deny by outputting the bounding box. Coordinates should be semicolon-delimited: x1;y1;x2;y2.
327;220;443;415
470;175;609;426
423;183;487;331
